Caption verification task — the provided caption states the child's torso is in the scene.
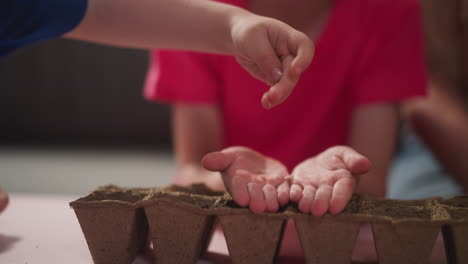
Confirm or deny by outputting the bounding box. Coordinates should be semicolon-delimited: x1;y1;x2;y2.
211;0;362;169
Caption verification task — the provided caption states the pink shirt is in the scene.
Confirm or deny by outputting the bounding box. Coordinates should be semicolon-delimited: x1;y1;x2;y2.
144;0;426;171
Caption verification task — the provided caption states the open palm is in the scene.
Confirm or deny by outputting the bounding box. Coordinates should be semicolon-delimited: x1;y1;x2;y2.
290;146;371;216
202;146;290;213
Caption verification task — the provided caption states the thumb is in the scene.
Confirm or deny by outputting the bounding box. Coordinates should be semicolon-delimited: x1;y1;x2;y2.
262;55;296;109
262;33;314;109
340;147;371;175
202;151;235;172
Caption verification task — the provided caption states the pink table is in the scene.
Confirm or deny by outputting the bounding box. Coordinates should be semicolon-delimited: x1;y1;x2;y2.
0;194;447;264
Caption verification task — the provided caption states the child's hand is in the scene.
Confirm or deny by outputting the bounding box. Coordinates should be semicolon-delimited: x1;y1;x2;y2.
230;14;314;109
290;146;371;216
202;146;290;213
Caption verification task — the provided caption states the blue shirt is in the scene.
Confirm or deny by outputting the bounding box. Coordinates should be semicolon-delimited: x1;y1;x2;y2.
0;0;87;57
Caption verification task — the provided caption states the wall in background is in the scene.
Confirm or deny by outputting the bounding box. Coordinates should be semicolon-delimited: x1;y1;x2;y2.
0;39;171;149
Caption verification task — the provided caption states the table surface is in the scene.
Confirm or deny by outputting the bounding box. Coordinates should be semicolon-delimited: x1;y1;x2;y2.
0;194;447;264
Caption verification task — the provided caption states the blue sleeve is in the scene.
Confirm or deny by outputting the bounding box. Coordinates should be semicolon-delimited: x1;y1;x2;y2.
0;0;88;58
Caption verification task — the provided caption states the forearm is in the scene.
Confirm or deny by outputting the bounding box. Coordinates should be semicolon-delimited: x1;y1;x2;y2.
173;104;225;191
66;0;249;54
356;173;386;197
406;93;468;191
349;104;399;197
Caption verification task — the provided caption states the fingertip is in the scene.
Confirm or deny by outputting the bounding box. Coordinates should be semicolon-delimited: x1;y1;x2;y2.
329;189;351;215
248;183;266;214
268;203;279;213
277;182;290;206
231;176;250;207
261;92;272;109
263;185;279;213
235;194;250;208
312;185;332;216
298;186;316;213
266;202;279;213
278;191;289;206
262;84;288;109
289;184;303;203
351;157;371;175
311;199;328;216
298;198;311;213
329;201;346;215
290;192;301;203
330;178;355;215
250;203;266;214
340;147;371;174
249;200;266;214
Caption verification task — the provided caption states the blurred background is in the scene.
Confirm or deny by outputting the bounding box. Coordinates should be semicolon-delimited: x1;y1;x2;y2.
1;0;468;198
0;39;175;196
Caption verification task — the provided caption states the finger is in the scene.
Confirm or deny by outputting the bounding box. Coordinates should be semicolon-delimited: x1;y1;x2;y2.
328;146;371;174
261;33;314;110
289;33;314;77
263;184;279;212
311;185;333;216
329;177;356;215
277;181;290;206
237;61;270;85
261;56;296;109
341;148;371;175
298;185;316;213
230;171;251;207
289;183;303;203
202;151;235;172
247;32;283;85
248;182;266;214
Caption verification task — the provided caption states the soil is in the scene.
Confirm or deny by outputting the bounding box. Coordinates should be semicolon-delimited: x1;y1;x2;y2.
360;198;431;219
342;194;363;214
441;196;468;208
70;184;468;264
445;207;468;219
77;185;150;204
72;183;468;222
150;184;227;209
162;183;225;197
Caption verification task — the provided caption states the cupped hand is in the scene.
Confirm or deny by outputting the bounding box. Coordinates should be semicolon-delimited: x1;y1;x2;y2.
290;146;371;216
202;146;290;213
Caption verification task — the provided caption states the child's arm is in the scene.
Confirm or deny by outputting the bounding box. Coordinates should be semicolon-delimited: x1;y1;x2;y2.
404;84;468;191
171;104;225;191
66;0;314;108
348;104;399;196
